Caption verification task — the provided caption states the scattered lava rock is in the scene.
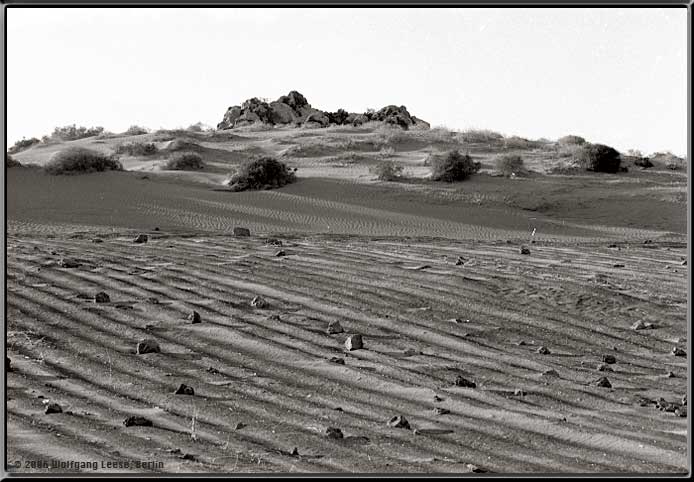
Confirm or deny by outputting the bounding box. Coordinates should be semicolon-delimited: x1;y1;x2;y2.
613;263;625;268
136;339;161;354
290;447;299;456
595;377;612;388
60;258;81;268
681;260;687;266
597;363;613;372
434;395;444;402
520;246;531;255
455;257;466;266
542;369;559;377
683;395;687;406
514;389;526;396
328;357;345;365
250;296;268;309
233;227;251;237
188;311;202;324
265;238;283;247
672;347;686;357
327;320;344;334
536;346;551;355
631;321;654;330
133;234;148;244
123;416;153;427
602;354;616;364
7;357;12;372
675;406;687;418
45;403;62;414
666;371;676;378
325;427;344;439
387;415;411;429
94;291;110;303
92;238;104;243
234;422;246;430
345;335;363;351
454;375;476;388
174;384;195;395
466;464;488;473
275;250;286;257
434;407;451;415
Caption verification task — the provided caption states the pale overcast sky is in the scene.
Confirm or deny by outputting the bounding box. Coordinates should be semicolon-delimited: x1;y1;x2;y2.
6;7;688;156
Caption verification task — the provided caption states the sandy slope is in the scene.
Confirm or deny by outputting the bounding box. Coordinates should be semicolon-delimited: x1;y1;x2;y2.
5;228;688;474
5;126;689;474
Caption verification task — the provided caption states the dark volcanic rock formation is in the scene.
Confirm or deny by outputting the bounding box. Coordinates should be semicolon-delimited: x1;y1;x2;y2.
217;91;429;131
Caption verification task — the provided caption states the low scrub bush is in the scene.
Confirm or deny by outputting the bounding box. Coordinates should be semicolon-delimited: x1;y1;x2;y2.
370;160;404;181
51;125;104;141
495;154;525;177
44;147;122;175
6;153;22;168
227;156;296;191
458;129;504;144
8;137;40;154
558;135;586;145
429;150;481;182
577;143;622;173
377;146;396;158
503;136;539;150
164;152;205;171
115;142;158;156
124;125;150;136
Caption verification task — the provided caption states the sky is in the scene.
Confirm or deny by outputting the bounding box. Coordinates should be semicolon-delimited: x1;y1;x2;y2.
6;7;688;156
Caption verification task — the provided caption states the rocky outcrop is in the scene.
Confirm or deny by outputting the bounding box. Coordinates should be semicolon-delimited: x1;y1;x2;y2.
217;91;430;131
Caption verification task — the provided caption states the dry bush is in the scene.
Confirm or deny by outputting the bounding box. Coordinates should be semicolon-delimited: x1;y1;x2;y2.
377;146;396;159
115;142;158;156
458;129;504;144
558;135;586;145
227;156;296;191
578;143;622;173
494;154;525;177
164;152;205;171
503;136;540;150
8;137;41;154
369;160;404;181
44;147;122;175
124;125;150;136
429;150;481;182
6;153;22;168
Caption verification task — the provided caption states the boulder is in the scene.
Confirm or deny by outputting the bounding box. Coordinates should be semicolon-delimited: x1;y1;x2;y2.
188;311;201;324
327;320;344;334
345;334;363;351
520;246;531;255
536;346;551;355
94;291;110;303
250;296;268;309
133;234;148;244
233;227;251;237
387;415;411;429
136;339;161;354
595;377;612;388
45;403;63;414
123;416;153;427
303;111;330;128
602;354;616;364
454;375;476;388
672;347;686;357
6;357;12;373
325;427;344;439
174;384;195;395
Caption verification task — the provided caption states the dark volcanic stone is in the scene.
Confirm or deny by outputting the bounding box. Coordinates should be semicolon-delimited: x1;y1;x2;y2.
536;346;551;355
6;357;12;372
174;384;195;395
345;334;363;351
45;403;63;414
602;354;616;364
454;375;476;388
133;234;148;244
595;377;612;388
520;246;531;255
329;357;345;365
325;427;344;439
387;415;411;429
136;339;161;354
188;311;202;324
233;227;251;237
123;416;153;427
327;320;344;334
672;347;686;357
94;291;110;303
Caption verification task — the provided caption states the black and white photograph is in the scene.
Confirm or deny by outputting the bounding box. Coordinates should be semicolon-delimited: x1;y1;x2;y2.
2;2;690;475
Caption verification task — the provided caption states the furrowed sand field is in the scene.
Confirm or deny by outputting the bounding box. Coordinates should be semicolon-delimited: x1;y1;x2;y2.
5;115;689;474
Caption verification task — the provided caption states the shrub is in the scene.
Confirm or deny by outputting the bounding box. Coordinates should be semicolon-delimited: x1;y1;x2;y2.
44;147;122;175
429;150;481;182
115;142;158;156
577;143;621;173
377;146;396;159
458;129;504;144
370;160;404;181
6;153;22;168
51;125;104;141
164;152;205;171
503;136;539;150
8;137;40;154
227;156;296;191
558;135;586;145
495;154;525;176
124;125;150;136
